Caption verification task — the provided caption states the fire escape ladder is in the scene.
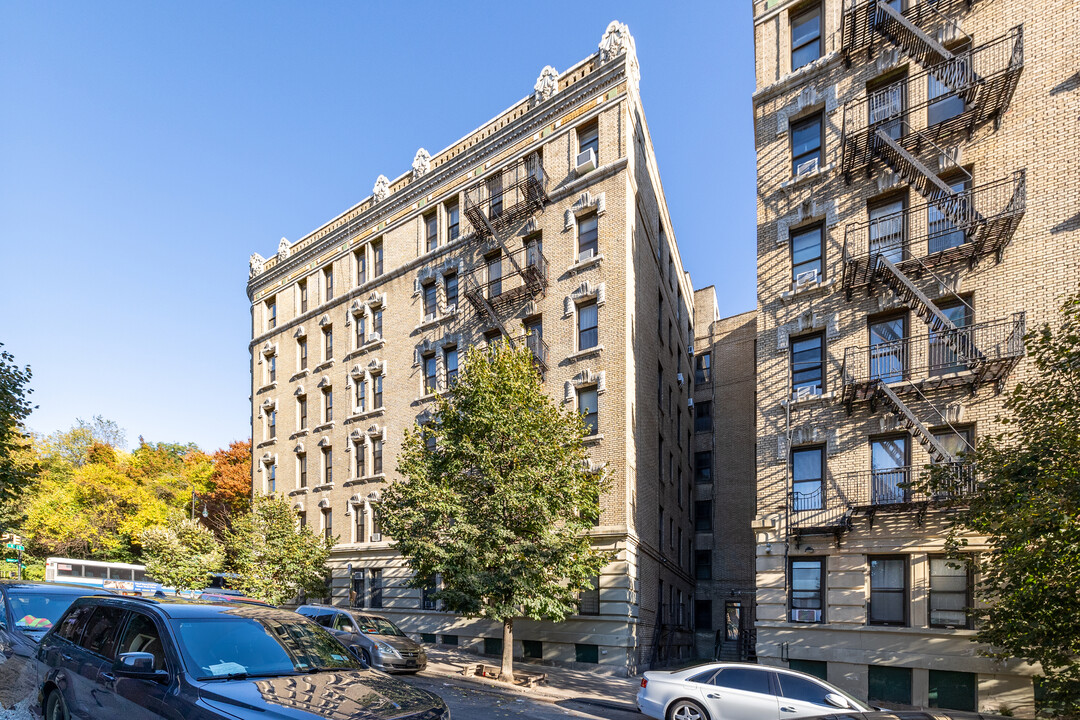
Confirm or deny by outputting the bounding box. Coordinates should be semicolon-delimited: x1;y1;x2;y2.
875;0;955;69
463;271;518;349
875;381;956;464
874;254;982;367
873;127;955;199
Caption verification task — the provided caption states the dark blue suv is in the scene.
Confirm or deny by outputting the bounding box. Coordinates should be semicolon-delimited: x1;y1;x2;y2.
34;595;450;719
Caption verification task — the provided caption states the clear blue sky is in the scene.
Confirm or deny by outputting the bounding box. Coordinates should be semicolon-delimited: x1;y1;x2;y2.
0;1;757;452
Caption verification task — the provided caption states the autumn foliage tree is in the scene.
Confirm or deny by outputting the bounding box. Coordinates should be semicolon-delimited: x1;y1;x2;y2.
206;440;252;530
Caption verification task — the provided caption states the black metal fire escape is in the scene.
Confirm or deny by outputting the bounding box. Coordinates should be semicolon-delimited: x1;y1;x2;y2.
460;153;551;368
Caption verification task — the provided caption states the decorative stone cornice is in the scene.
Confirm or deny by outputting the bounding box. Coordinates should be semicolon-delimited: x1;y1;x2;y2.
564;281;606;317
372;175;390;203
564;369;607;402
776;309;838;351
412;149;430;180
533;65;559;104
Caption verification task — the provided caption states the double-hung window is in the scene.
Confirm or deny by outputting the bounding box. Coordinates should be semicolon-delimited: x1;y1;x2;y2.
695;352;711;384
323;326;333;361
577;212;598;260
372;438;383;475
694;401;713;432
791;114;823;177
298;454;308;488
928;178;971;254
487;175;503;218
323;388;333;424
267;355;276;384
446;202;459;241
267;408;276;439
355;439;366;477
694;500;712;533
869;556;908;626
322;447;333;485
929;556;971;628
424;355;437;395
791;4;822;71
869;314;907;384
444;273;458;309
790;557;824;622
791;446;824;511
423;283;437;319
445;347;459;386
298;338;308;370
324;267;334;302
355;314;366;348
578;300;598;350
298;395;308;430
929;299;972;375
356;250;367;285
266;299;276;330
355;377;366;413
372;240;384;277
372;309;383;338
373;374;383;408
578;121;599;159
299;281;308;313
578;387;598;436
791;224;823;284
424;213;438;253
694;452;712;483
791;333;824;396
268;464;276;493
486;253;502;298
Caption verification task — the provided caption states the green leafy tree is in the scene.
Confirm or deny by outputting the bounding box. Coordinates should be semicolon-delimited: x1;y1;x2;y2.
224;494;334;605
0;344;36;531
40;416;126;468
917;290;1080;717
140;516;224;591
382;344;610;683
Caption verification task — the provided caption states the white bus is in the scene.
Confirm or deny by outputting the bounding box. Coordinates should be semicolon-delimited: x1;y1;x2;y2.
45;557;162;595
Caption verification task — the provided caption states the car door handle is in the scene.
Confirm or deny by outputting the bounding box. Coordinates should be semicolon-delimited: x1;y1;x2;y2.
781;707;797;713
100;672;116;683
706;693;722;699
60;653;74;662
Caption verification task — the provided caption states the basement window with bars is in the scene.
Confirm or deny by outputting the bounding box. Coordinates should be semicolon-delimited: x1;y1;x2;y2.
578;576;600;615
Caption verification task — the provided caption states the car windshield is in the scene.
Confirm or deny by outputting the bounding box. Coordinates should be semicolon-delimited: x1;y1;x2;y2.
353;615;405;637
171;613;363;680
7;592;81;638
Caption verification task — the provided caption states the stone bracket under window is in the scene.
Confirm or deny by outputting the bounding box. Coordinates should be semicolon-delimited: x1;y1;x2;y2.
260;341;278;358
563;191;606;230
366;424;385;440
319;314;331;327
564;281;606;317
775;198;838;246
414;260;463;295
775;84;838;138
317;375;331;389
316;435;331;448
775;309;838;352
564;369;607;402
293;326;306;339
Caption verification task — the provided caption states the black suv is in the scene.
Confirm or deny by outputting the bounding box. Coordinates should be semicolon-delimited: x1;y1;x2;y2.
34;595;450;719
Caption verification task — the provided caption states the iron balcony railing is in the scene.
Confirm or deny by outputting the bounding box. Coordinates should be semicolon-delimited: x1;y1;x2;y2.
464;244;548;315
841;27;1024;180
462;154;548;240
790;463;976;530
840;0;985;64
840;313;1025;403
842;171;1026;295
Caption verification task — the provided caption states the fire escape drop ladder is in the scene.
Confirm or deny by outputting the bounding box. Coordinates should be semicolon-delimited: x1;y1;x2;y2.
874;381;956;464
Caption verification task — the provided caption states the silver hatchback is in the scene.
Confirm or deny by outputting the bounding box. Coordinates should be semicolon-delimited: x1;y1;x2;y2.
296;605;427;673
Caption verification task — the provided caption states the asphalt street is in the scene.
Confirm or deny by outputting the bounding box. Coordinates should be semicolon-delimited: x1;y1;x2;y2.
400;673;644;720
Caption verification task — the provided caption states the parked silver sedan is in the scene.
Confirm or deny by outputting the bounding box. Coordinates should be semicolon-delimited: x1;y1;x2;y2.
637;662;871;720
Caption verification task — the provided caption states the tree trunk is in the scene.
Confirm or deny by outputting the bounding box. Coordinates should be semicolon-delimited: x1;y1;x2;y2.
501;617;514;684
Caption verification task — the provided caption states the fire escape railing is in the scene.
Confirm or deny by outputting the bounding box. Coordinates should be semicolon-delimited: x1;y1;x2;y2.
841;27;1024;181
790;463;975;531
462;155;548;241
841;0;984;66
463;244;549;315
840;313;1026;404
841;171;1026;295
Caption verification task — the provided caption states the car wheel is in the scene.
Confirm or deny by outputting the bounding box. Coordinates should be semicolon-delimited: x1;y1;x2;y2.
668;699;708;720
45;690;71;720
361;648;372;668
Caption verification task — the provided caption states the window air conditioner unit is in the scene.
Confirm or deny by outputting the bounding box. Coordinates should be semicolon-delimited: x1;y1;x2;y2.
677;372;685;387
424;313;436;323
367;332;382;343
687;398;695;409
792;386;823;402
791;609;822;623
578;248;597;263
794;268;819;289
370;533;382;542
575;148;597;175
445;304;457;314
795;157;819;177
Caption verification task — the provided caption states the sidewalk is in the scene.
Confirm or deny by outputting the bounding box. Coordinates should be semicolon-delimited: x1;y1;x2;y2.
418;646;641;712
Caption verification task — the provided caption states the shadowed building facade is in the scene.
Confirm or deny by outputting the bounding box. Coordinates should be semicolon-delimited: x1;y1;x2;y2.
752;0;1079;713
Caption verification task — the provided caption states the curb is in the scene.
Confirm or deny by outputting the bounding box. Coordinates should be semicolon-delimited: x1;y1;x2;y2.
413;667;639;712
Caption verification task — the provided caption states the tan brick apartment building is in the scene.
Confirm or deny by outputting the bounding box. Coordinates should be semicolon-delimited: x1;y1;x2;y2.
752;0;1079;713
245;22;702;675
691;293;758;662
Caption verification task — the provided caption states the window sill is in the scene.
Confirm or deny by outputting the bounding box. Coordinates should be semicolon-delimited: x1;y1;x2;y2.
347;407;384;423
291;370;310;381
313;422;335;433
568;345;603;361
344;473;386;487
780;390;835;409
289;488;309;496
583;434;604;446
290;430;310;440
312;482;334;492
415;309;456;332
256;439;277;449
257;383;277;394
567;254;604;274
313;360;335;372
780;162;835;192
780;276;836;302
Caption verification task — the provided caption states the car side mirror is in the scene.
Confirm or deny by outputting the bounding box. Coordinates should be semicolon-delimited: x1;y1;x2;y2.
824;693;850;709
112;652;169;683
350;645;369;669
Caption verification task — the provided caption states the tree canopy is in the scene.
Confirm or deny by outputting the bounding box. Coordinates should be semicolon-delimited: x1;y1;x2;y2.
382;344;610;682
140;516;224;591
919;290;1080;717
0;344;35;531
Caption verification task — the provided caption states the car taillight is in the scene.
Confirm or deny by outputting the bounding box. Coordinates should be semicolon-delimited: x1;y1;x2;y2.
640;678;648;688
